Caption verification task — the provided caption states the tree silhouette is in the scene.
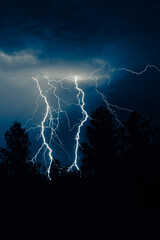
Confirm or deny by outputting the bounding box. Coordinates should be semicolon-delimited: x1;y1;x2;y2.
119;111;159;180
0;122;31;178
80;106;118;180
49;159;61;179
116;111;160;209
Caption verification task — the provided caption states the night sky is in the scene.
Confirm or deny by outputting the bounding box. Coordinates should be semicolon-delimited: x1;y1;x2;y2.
0;0;160;168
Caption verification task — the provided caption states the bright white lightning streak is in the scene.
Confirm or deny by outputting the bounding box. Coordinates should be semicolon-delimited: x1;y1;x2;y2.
68;76;89;172
27;75;87;179
45;76;77;132
26;76;76;179
31;77;54;180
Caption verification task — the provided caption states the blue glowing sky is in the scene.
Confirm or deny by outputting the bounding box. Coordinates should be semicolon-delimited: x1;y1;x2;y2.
0;0;160;168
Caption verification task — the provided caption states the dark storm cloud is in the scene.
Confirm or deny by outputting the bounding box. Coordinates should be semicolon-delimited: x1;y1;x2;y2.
109;68;160;112
0;0;159;65
0;0;160;162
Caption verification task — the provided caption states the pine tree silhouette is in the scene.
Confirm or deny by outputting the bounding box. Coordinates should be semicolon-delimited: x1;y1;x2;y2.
0;122;31;179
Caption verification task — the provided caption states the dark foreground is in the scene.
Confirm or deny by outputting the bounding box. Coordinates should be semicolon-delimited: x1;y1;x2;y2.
0;175;160;240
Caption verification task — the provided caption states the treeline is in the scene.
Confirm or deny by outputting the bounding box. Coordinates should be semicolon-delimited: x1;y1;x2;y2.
0;107;160;189
81;107;160;208
0;107;160;183
0;107;160;239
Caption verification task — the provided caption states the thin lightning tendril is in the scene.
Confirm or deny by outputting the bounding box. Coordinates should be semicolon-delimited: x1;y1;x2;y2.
114;64;160;75
88;64;132;126
89;64;160;126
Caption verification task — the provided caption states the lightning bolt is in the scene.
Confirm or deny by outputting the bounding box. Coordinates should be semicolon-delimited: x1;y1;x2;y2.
67;76;89;172
88;64;160;126
31;77;54;180
88;64;132;126
114;64;160;75
26;75;89;178
25;63;160;180
26;76;73;179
